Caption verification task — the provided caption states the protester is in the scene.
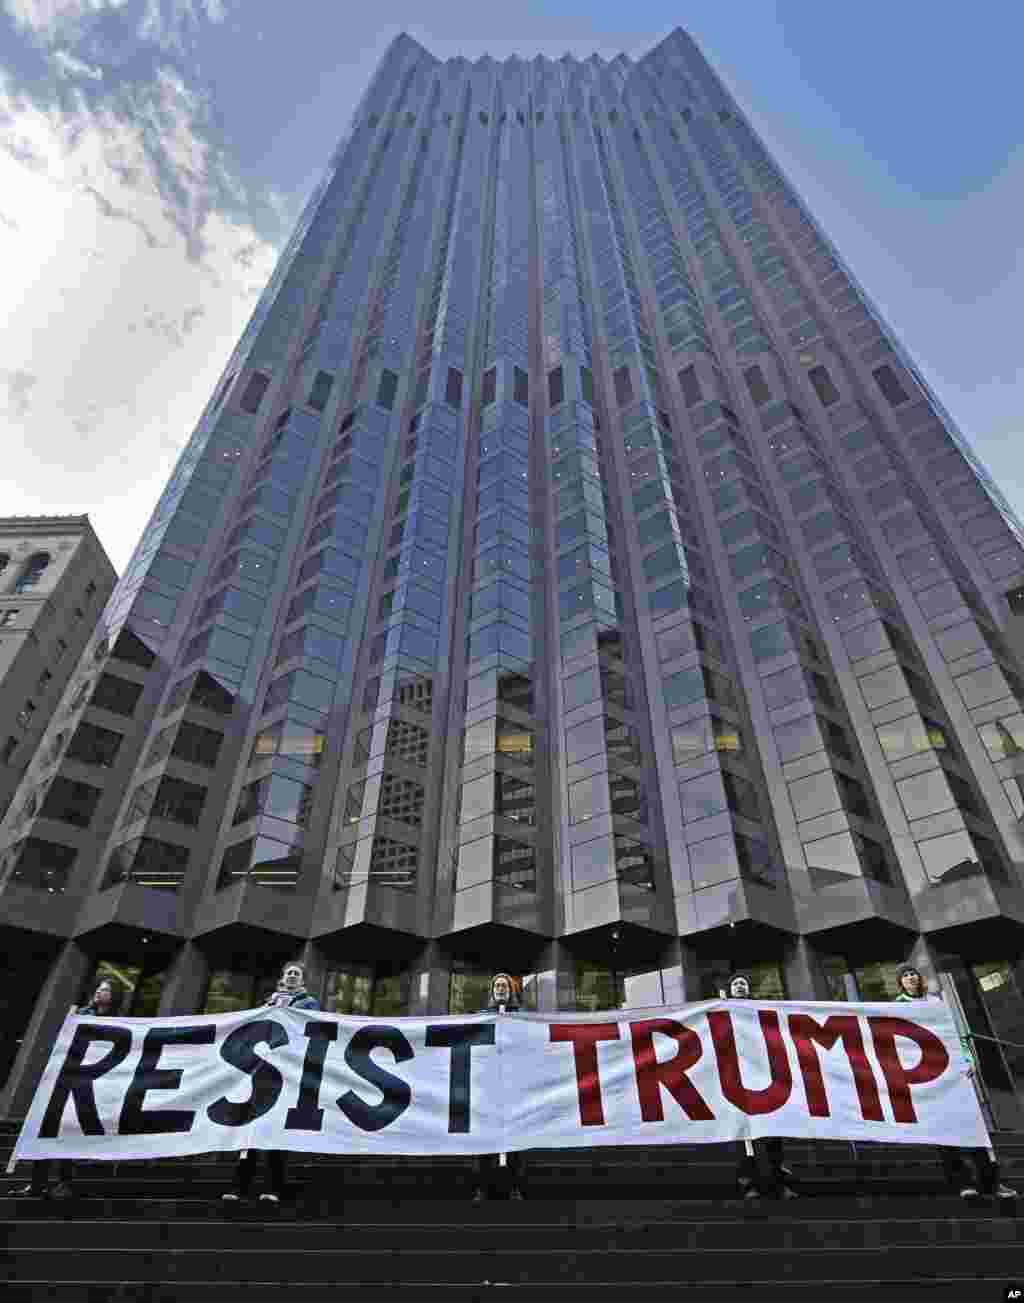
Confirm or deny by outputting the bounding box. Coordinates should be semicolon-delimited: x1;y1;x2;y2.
893;964;1016;1202
725;972;798;1201
14;976;122;1199
221;961;321;1204
472;972;525;1203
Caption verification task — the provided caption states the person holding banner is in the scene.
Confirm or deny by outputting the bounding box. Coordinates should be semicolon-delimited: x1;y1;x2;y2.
221;961;321;1205
894;964;1016;1202
14;976;123;1199
726;972;798;1201
471;972;525;1204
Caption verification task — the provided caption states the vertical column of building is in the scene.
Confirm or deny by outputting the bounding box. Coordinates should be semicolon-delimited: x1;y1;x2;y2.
438;57;547;950
525;66;674;956
645;35;1024;935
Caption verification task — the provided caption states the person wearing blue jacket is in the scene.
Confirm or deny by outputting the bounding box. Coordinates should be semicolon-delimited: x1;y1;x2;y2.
221;961;321;1204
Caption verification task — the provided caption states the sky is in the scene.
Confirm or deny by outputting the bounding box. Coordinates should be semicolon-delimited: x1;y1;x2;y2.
1;0;1021;574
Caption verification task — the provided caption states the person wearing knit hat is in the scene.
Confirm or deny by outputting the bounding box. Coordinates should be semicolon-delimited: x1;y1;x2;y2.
471;973;525;1204
221;961;321;1205
890;963;1015;1202
725;972;797;1201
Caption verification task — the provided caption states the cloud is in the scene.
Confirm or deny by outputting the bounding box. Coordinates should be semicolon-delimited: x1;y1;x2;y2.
2;0;229;49
137;0;231;54
0;58;285;569
82;181;160;244
2;368;38;417
53;48;103;79
0;209;19;229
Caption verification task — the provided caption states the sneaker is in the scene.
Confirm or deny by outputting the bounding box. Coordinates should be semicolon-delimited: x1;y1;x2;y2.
12;1184;42;1197
743;1186;761;1200
258;1192;280;1203
471;1187;486;1205
509;1186;524;1201
781;1185;799;1200
995;1183;1018;1200
49;1181;73;1200
779;1164;794;1180
959;1186;980;1200
221;1192;242;1201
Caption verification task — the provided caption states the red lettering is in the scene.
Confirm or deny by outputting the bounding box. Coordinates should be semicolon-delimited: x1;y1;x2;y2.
788;1013;883;1121
707;1009;792;1115
868;1016;949;1123
629;1018;714;1122
550;1023;620;1126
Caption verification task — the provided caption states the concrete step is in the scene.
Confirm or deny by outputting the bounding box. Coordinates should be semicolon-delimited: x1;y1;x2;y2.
3;1240;1023;1285
2;1209;1021;1251
0;1283;1016;1302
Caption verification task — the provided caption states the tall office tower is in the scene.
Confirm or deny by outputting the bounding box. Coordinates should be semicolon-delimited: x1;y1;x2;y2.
4;29;1024;1120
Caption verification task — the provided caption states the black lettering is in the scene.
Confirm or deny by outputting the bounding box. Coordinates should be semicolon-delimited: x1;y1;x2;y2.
207;1019;288;1127
118;1025;217;1135
38;1024;133;1138
284;1021;339;1131
424;1023;496;1133
338;1024;413;1132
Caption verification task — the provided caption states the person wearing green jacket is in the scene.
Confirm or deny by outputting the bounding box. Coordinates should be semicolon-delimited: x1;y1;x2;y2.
895;965;1015;1201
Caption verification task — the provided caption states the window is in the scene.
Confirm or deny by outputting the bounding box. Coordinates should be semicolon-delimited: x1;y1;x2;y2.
63;719;122;766
614;366;634;406
743;365;771;405
1;735;18;764
14;552;51;592
111;628;155;669
678;365;702;407
445;367;463;407
37;776;103;827
239;371;270;414
0;552;8;577
172;721;223;768
90;673;144;717
17;700;37;729
377;369;398;411
482;367;497;406
807;365;839;407
873;364;910;407
106;837;189;891
308;370;334;413
10;837;77;892
0;609;18;627
546;366;562;408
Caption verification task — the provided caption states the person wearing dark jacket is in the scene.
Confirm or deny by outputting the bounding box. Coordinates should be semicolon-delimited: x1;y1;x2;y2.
894;964;1016;1201
221;961;321;1204
726;973;798;1201
14;977;122;1198
471;973;525;1203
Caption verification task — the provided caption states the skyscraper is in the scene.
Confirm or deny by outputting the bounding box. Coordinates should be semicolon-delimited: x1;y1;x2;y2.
4;29;1024;1121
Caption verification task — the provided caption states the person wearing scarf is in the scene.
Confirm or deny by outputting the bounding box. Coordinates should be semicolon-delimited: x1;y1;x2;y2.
14;977;122;1199
471;973;525;1203
221;961;320;1204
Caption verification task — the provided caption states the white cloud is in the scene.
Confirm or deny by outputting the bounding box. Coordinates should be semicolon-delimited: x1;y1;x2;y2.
0;66;283;571
4;0;231;50
53;48;104;79
3;0;129;39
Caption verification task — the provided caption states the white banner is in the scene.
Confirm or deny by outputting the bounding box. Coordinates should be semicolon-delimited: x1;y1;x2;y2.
12;998;989;1162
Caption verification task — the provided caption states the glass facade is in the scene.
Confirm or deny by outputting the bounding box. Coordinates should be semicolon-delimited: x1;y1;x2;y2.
3;30;1024;1116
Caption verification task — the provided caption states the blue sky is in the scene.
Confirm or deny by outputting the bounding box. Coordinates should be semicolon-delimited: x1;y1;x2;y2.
1;0;1021;572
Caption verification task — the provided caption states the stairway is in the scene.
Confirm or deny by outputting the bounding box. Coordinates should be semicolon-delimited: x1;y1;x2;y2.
1;1119;1022;1300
